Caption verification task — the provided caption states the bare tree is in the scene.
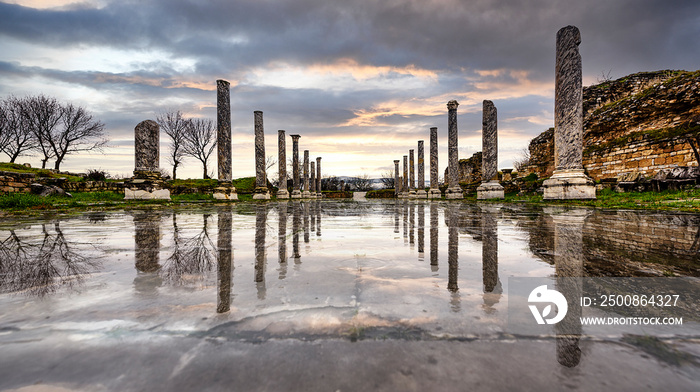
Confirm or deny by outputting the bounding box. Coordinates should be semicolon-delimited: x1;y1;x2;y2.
351;174;373;191
380;169;395;189
157;110;188;179
22;95;62;168
0;97;37;162
512;147;531;173
183;118;217;179
47;103;106;171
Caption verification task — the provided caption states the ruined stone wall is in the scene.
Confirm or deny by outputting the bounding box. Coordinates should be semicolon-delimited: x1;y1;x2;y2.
585;136;695;179
0;171;34;193
525;70;700;180
445;152;482;184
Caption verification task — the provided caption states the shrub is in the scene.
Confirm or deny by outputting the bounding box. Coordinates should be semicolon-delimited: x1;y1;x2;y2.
85;168;109;182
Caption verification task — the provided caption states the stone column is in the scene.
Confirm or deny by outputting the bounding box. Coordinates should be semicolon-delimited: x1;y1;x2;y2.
277;130;289;199
408;149;416;198
316;157;322;197
543;26;596;200
477;100;504;199
310;161;316;198
253;111;271;199
394;160;400;197
126;120;170;200
217;80;232;181
445;100;463;199
428;127;441;199
302;150;311;198
214;80;237;200
401;155;409;198
416;140;427;198
291;135;301;199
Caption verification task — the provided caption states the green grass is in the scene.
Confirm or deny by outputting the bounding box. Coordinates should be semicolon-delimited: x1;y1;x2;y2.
0;162;85;182
0;193;53;209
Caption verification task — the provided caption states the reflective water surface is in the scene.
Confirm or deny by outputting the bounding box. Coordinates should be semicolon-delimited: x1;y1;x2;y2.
1;200;699;391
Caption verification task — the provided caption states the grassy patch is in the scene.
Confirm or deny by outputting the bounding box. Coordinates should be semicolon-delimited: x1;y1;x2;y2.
0;193;52;209
0;162;85;182
366;189;396;198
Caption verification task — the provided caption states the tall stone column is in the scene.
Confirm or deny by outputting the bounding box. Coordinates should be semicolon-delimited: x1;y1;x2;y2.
445;100;463;199
302;150;311;198
217;80;232;181
394;160;400;197
401;155;409;198
126;120;170;200
428;127;441;199
277;130;289;199
214;80;237;200
416;140;427;198
543;26;596;200
408;149;417;198
316;157;322;197
310;161;316;198
291;135;301;199
477;100;504;199
253;111;271;199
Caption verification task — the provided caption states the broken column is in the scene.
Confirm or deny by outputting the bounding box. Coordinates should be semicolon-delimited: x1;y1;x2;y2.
477;100;504;199
394;160;400;197
214;79;237;200
428;127;441;199
277;130;289;199
543;26;596;200
253;111;271;200
408;149;416;198
445;100;463;199
316;157;322;197
125;120;170;200
302;150;311;198
291;135;301;199
417;140;427;198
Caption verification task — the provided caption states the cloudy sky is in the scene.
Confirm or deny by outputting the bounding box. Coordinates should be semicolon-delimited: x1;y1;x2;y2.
1;0;699;179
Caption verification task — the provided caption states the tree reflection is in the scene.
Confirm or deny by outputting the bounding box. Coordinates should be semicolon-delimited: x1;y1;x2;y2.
162;213;217;285
0;222;100;297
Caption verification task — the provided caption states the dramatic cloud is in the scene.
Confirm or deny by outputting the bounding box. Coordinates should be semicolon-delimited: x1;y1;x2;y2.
1;0;699;178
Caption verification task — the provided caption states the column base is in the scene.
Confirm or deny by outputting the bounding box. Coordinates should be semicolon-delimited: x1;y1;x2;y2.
408;190;417;199
398;192;409;199
427;189;442;199
276;189;290;199
415;190;428;198
124;188;171;200
316;192;323;198
477;181;504;200
291;190;302;199
253;187;271;200
445;186;464;199
213;186;238;200
543;169;596;200
302;191;312;198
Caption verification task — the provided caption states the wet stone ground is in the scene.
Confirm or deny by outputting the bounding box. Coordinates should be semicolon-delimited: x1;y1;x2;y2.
0;200;699;391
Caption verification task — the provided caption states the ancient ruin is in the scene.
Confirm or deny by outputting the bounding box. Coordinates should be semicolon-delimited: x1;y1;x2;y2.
477;100;504;199
277;130;289;199
214;79;237;200
253;111;271;200
291;135;301;199
428;127;441;199
543;26;596;200
125;120;170;200
445;100;463;199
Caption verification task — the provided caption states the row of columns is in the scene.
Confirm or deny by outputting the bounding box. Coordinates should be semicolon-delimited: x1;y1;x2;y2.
394;25;595;201
215;81;323;201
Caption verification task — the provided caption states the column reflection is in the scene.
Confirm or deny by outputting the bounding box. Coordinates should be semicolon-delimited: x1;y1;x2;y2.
255;203;268;300
278;202;288;280
446;204;460;312
481;206;502;314
217;205;233;313
430;203;438;272
417;202;425;261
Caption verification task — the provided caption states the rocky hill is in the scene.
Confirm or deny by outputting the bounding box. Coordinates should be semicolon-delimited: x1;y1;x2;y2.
525;70;700;180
